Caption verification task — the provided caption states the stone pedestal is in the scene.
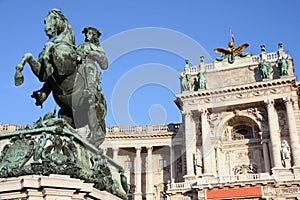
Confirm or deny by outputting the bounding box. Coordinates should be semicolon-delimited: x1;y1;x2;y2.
0;174;122;200
0;118;129;199
271;167;292;175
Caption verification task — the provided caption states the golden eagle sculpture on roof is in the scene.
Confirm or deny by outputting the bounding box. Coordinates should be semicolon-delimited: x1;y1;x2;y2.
214;30;249;64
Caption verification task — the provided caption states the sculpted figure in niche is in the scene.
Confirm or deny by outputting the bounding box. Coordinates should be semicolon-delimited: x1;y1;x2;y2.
194;148;202;176
281;140;291;168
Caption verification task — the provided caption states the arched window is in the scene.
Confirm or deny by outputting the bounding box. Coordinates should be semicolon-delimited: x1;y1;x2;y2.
232;125;253;140
222;116;260;141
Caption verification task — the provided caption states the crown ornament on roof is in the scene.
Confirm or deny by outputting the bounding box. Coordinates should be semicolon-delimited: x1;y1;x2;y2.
214;29;249;64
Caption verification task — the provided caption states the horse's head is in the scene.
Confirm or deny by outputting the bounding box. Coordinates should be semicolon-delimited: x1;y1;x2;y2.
44;9;65;38
44;9;74;44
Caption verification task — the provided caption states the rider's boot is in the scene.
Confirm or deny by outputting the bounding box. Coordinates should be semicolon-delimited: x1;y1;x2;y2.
86;103;106;147
87;129;105;148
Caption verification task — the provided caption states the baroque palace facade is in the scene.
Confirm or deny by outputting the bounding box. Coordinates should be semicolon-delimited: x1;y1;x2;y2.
1;42;300;200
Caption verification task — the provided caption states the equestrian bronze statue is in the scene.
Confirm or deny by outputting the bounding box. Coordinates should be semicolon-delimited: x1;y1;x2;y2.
14;9;108;147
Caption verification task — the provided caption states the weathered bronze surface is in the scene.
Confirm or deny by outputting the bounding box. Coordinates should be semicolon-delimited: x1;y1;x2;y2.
0;114;129;199
14;9;108;147
258;59;272;80
277;56;290;77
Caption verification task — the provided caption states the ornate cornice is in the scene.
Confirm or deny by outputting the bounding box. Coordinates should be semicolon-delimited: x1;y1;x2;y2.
176;77;296;107
177;76;296;100
106;132;177;140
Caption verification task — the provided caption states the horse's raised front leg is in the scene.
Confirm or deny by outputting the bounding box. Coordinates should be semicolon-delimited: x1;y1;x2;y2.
15;53;45;86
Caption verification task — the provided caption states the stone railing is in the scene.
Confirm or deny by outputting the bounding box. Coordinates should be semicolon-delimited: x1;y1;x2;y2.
168;172;300;191
252;52;279;63
273;173;300;181
107;123;181;134
167;181;194;190
197;173;272;185
187;51;282;74
189;63;215;73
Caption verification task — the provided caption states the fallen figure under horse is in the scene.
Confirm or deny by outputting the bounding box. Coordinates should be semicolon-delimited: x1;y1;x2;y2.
14;9;108;148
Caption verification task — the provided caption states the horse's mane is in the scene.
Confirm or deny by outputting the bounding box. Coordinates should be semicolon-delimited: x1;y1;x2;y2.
47;9;75;45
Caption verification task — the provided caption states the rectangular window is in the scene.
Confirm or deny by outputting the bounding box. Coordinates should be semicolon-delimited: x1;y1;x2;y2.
124;161;132;169
2;124;8;131
159;159;167;168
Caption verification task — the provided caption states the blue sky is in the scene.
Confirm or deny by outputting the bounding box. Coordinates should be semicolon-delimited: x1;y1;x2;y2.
0;0;300;126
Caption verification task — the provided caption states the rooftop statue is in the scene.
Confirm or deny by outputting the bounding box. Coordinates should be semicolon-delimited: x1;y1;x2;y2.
14;9;108;147
277;56;290;77
258;59;272;80
214;31;250;64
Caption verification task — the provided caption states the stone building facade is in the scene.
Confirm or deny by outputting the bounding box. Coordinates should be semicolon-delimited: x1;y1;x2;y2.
1;42;300;200
168;43;300;199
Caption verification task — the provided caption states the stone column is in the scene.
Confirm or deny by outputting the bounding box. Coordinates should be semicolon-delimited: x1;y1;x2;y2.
200;109;212;176
102;148;107;156
284;97;300;168
183;111;195;179
262;139;271;173
113;147;119;162
264;100;282;170
146;146;154;200
134;147;142;200
170;145;175;181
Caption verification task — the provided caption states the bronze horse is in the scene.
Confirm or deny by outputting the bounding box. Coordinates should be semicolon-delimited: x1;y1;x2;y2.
14;9;108;147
